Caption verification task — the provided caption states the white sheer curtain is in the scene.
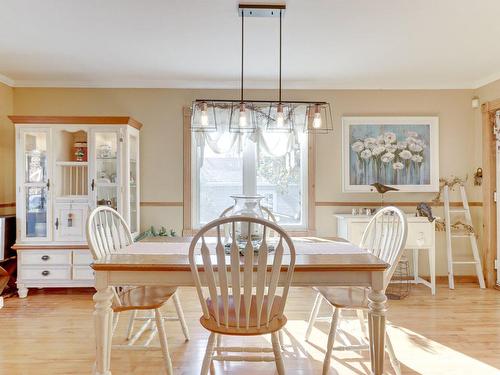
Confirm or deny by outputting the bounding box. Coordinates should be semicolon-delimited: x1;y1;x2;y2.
195;125;301;170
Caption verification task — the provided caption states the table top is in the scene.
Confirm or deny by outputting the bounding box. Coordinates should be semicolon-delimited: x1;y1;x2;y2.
92;237;388;273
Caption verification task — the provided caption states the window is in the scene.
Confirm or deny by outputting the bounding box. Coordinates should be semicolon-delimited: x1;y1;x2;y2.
191;130;308;230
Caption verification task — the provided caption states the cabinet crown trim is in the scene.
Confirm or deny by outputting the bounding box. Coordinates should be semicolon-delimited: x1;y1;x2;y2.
8;116;143;130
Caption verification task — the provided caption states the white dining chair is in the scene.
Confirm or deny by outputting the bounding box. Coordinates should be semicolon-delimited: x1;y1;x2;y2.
305;206;408;375
86;206;190;374
189;216;296;375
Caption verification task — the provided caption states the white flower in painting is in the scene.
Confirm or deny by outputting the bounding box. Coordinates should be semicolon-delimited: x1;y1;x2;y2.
360;149;372;159
397;141;407;150
408;143;423;152
406;136;416;144
377;135;385;144
372;145;386;156
384;132;397;144
399;150;412;160
392;162;404;170
412;154;424;163
381;152;395;163
385;144;397;153
351;141;365;153
364;137;377;149
407;131;418;138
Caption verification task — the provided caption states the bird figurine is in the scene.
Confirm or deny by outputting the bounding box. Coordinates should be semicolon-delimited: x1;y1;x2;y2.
370;182;399;206
370;183;399;194
416;202;435;222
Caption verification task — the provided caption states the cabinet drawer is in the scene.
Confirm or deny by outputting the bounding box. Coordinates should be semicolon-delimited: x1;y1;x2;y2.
73;265;95;280
20;266;71;280
406;223;434;247
73;250;93;265
20;250;71;265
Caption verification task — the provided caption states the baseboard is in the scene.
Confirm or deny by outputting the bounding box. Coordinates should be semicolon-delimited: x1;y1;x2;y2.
392;275;480;284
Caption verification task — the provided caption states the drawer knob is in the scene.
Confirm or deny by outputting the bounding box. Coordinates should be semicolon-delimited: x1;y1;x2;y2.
41;255;50;261
41;270;50;276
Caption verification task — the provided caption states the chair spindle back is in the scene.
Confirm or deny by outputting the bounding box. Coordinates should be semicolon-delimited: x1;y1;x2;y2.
360;206;408;289
189;216;296;330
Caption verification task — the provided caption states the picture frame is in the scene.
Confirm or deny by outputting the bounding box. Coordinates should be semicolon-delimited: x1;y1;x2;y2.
342;116;439;192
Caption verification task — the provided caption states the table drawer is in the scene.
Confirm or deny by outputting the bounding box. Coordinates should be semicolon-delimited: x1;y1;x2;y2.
73;250;93;265
20;266;71;280
73;265;95;280
20;250;71;265
406;223;434;247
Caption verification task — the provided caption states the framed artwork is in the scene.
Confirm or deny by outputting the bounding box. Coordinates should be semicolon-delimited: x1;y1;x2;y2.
342;116;439;192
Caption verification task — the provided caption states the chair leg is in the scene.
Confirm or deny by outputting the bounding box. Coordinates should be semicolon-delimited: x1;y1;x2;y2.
305;292;323;341
112;312;120;336
386;332;401;375
356;309;368;339
172;292;190;341
271;331;285;375
155;309;173;375
322;308;340;375
126;310;137;340
201;332;217;375
278;329;285;349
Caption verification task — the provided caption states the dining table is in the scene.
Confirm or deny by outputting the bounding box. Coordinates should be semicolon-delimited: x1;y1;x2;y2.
91;236;389;375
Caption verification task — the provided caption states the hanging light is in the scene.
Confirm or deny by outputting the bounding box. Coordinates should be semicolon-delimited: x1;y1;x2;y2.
266;9;294;133
304;102;334;133
191;3;334;134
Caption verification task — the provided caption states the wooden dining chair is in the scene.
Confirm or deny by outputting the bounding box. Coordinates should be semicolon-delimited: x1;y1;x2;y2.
305;206;408;375
189;216;296;375
86;206;189;374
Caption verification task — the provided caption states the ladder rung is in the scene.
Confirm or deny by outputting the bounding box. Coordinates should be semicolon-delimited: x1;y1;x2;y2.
452;260;479;265
449;209;466;213
451;234;473;238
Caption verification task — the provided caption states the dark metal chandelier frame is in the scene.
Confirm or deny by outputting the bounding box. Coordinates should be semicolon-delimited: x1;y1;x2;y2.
191;3;333;134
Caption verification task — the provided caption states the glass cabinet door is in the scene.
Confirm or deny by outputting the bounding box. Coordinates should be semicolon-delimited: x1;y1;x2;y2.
21;129;51;240
91;130;120;212
128;133;139;233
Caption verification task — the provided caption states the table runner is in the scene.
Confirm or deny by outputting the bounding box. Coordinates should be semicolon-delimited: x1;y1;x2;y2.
122;238;367;255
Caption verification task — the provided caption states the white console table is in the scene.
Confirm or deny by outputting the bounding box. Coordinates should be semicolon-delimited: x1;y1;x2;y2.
335;214;436;295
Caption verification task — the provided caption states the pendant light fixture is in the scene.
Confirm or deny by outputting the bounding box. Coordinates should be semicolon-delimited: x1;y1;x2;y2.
229;8;255;133
191;3;334;134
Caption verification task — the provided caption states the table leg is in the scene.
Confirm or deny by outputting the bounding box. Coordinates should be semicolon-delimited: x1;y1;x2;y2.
93;284;114;375
368;287;387;375
429;246;436;295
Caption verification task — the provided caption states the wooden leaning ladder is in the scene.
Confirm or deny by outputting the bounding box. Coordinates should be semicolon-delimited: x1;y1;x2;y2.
443;184;485;289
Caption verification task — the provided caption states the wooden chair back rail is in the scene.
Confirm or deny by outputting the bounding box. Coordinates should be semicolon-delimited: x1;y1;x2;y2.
189;216;296;331
360;206;408;289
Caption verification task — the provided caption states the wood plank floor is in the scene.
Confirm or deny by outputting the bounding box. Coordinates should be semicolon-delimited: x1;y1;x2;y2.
0;284;499;374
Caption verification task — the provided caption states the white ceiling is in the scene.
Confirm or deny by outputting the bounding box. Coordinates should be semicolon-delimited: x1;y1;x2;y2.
1;0;500;89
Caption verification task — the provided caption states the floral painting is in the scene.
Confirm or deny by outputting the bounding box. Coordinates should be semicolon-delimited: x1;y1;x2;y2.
342;117;439;192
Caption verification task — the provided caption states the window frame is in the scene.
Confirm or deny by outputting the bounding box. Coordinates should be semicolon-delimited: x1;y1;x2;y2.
183;107;316;236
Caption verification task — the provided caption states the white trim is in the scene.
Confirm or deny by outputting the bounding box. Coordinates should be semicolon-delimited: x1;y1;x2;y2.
0;73;15;87
342;116;440;193
3;78;491;90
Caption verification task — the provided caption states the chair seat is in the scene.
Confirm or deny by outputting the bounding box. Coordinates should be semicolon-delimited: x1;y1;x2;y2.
200;295;287;336
112;286;178;312
315;286;370;309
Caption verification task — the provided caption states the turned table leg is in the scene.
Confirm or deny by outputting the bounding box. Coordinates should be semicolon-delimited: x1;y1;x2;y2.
368;285;387;375
93;276;114;375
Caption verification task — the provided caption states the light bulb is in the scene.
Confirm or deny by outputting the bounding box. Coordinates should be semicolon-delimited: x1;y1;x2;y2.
200;102;208;126
276;103;284;127
239;103;247;127
312;105;322;129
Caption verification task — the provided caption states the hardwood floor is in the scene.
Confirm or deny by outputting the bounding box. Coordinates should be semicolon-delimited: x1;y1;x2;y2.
1;284;499;374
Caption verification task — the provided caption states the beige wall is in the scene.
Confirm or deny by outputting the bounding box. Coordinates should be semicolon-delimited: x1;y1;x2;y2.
0;82;15;215
12;87;483;275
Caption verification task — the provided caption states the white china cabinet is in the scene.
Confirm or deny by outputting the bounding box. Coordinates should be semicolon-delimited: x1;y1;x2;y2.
9;116;142;297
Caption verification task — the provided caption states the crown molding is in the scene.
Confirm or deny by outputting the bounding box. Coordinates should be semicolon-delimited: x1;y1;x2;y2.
0;73;15;87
